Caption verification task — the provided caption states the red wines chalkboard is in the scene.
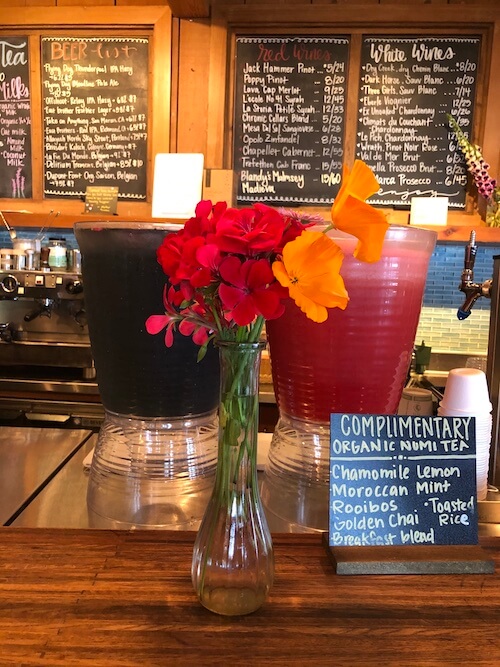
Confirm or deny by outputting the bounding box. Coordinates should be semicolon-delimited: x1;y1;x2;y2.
329;414;478;547
357;35;481;208
234;36;350;206
0;36;32;199
41;36;149;201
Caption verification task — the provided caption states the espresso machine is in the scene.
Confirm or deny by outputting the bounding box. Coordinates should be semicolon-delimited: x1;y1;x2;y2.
0;217;100;428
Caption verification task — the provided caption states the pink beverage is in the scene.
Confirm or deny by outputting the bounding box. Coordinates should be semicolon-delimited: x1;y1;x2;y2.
262;225;436;532
266;225;437;422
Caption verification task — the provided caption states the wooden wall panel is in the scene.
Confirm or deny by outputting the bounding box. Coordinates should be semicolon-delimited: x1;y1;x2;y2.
175;19;211;155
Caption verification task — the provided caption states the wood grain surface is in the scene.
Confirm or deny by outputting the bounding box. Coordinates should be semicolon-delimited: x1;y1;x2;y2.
0;529;499;666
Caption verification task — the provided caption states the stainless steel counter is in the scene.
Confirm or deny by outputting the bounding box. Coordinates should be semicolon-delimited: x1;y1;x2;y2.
0;426;92;525
11;434;97;529
9;429;500;538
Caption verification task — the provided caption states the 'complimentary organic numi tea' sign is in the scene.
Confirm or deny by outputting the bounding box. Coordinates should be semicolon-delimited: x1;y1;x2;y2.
329;414;478;547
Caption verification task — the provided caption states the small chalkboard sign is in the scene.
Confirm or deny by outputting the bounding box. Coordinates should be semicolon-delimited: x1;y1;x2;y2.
327;414;494;575
85;186;118;214
329;414;478;547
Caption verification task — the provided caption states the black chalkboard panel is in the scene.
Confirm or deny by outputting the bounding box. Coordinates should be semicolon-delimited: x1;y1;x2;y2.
234;36;350;206
0;36;32;199
357;36;481;208
41;36;149;200
329;414;478;547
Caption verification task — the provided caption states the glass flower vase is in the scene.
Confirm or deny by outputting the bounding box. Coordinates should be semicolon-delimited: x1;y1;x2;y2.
191;341;274;616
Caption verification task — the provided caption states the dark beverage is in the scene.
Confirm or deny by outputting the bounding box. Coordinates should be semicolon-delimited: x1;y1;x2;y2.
75;222;220;418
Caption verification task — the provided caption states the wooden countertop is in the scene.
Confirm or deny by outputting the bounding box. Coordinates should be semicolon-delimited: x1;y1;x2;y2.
0;529;499;665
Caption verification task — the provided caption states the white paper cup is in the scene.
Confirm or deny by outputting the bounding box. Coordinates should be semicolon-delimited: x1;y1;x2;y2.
439;368;492;415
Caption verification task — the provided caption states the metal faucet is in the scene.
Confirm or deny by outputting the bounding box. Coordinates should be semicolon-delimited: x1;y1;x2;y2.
457;232;500;485
457;231;492;319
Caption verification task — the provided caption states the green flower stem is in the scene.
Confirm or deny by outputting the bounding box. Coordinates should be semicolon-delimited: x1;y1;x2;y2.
215;339;263;500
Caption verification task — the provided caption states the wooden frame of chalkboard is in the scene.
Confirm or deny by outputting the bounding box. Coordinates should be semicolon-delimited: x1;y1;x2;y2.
209;4;497;223
0;7;171;221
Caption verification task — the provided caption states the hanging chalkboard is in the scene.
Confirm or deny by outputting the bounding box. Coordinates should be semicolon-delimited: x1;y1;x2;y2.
0;36;32;199
329;414;478;547
41;36;149;200
357;35;481;208
234;36;350;206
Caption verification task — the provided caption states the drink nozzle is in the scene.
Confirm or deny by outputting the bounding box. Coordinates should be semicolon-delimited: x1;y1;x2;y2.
457;230;492;320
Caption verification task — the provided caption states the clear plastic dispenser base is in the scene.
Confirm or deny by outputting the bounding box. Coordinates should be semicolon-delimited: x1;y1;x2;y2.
87;410;218;530
261;414;330;533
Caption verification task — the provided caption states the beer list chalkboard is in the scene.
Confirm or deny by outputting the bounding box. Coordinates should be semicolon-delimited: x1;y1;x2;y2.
357;36;481;208
330;414;478;547
234;36;350;205
42;36;148;200
0;36;32;199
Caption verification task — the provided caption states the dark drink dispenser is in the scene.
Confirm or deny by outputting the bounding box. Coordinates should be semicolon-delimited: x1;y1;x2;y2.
75;222;220;529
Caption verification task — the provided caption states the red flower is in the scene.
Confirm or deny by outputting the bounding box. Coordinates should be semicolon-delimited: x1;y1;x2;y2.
157;201;227;286
215;203;286;255
156;230;186;282
218;256;286;326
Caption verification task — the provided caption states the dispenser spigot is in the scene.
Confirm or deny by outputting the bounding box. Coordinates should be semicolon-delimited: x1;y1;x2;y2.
457;231;492;319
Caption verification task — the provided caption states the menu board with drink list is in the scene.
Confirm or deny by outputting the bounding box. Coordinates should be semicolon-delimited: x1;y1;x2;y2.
41;36;149;201
234;35;350;206
329;414;478;548
357;35;481;208
0;36;33;199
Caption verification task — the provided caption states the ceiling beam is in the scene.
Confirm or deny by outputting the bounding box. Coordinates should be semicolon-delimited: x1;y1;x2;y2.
167;1;210;18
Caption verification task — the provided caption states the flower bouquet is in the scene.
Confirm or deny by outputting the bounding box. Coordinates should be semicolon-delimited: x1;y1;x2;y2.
146;160;388;615
448;114;499;227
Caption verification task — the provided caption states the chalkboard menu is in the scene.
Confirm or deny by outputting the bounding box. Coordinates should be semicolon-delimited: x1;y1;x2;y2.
41;36;149;200
357;36;481;208
329;414;478;547
0;36;32;199
234;36;350;206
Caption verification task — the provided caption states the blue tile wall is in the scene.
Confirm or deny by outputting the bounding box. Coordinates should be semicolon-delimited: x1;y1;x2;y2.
424;241;500;311
417;240;499;354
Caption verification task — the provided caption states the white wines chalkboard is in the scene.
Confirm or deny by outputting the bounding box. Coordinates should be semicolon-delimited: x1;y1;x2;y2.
357;36;481;208
0;36;32;199
41;36;149;200
234;36;350;206
329;414;478;547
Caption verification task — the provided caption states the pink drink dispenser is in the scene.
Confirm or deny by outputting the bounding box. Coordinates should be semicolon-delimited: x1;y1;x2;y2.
262;224;437;531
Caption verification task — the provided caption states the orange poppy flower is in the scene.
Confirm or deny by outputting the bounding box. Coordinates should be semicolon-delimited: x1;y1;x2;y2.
272;231;348;323
331;160;389;263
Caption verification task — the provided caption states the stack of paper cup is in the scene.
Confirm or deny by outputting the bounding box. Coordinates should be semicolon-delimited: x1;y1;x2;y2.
438;368;492;500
